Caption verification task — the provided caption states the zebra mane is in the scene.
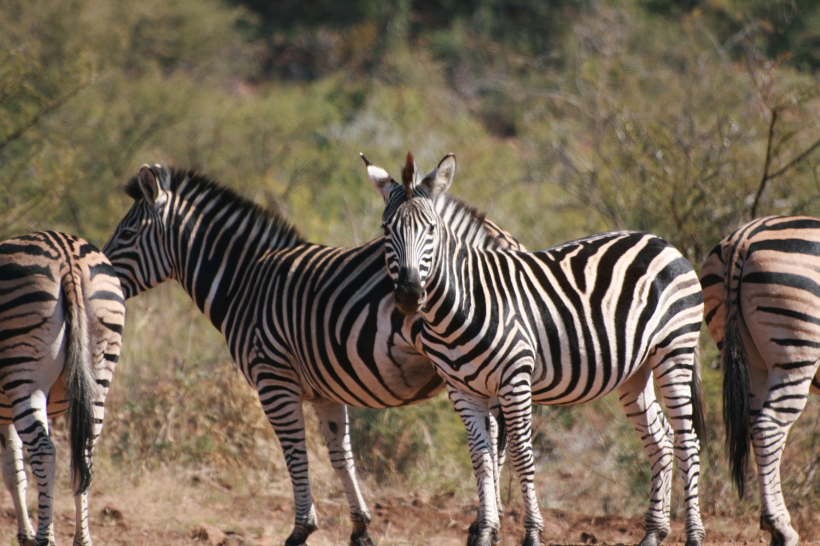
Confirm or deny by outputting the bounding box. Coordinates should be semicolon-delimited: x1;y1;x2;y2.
437;193;517;250
124;167;307;247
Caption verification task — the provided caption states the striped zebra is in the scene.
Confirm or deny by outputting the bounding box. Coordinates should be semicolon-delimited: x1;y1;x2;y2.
102;163;522;546
700;215;820;546
369;152;706;546
0;231;125;546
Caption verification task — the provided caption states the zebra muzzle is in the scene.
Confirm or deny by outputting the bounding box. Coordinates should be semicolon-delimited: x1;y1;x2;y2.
393;289;427;315
394;267;427;314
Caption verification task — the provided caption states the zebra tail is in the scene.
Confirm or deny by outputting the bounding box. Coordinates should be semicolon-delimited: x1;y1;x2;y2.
62;265;96;496
691;345;707;453
722;252;751;500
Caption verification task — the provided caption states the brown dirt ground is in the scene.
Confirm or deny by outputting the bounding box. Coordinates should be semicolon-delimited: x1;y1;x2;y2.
0;469;802;546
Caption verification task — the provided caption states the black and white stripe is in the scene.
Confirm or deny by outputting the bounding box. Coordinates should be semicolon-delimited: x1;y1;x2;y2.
371;152;706;546
0;231;125;546
701;215;820;546
102;164;522;546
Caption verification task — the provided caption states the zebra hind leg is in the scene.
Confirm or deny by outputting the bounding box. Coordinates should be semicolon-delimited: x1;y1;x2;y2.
0;424;36;545
11;392;56;546
751;374;807;546
651;347;706;546
616;368;674;546
311;400;375;546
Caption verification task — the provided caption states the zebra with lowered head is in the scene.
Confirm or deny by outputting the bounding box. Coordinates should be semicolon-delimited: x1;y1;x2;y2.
700;215;820;546
0;231;125;546
368;152;706;546
102;163;522;546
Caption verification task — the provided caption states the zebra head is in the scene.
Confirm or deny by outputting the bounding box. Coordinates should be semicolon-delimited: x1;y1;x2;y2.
364;151;455;315
103;164;173;299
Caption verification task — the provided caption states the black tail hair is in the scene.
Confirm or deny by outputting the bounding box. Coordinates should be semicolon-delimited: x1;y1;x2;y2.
722;277;751;499
691;345;708;453
62;268;96;496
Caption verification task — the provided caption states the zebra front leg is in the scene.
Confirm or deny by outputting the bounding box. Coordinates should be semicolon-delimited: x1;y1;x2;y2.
447;385;500;546
1;424;36;545
468;402;504;545
617;365;674;546
12;391;56;546
498;367;543;546
311;400;374;546
488;398;506;518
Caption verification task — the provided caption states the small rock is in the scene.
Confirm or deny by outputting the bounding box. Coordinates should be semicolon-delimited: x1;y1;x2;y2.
101;505;123;520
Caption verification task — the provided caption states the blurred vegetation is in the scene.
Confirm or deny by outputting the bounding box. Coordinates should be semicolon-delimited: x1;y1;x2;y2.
3;0;820;537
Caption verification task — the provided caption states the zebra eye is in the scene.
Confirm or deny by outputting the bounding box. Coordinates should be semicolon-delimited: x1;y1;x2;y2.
381;223;390;236
119;227;138;240
427;223;435;235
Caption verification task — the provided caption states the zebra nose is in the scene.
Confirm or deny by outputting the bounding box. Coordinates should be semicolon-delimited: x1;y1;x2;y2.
394;267;426;314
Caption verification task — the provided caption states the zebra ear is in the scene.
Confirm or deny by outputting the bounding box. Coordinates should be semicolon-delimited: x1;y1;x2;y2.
421;153;456;199
138;164;167;208
361;153;395;200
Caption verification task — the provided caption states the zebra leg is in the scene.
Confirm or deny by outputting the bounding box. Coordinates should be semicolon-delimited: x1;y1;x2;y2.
488;398;506;518
12;391;56;546
469;401;504;544
446;385;500;546
617;365;674;546
497;371;543;546
649;347;705;546
750;367;810;546
1;424;36;545
71;392;107;546
311;399;374;546
261;387;317;546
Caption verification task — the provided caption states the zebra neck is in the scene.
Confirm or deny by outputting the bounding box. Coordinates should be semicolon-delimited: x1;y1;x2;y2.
165;201;298;333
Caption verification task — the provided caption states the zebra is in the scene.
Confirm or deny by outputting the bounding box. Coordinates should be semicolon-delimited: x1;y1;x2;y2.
0;231;125;546
368;152;707;546
700;215;820;546
102;163;523;546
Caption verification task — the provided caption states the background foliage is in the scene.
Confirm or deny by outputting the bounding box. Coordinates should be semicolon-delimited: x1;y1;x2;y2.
3;0;820;537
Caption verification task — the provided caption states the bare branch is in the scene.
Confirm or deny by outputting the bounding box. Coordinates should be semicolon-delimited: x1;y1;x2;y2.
750;109;778;218
0;78;93;154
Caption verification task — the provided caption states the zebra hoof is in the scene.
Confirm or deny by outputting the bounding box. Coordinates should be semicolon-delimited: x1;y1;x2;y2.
350;532;376;546
684;538;702;546
768;528;799;546
637;529;669;546
350;515;376;546
467;522;497;546
285;527;316;546
17;534;35;546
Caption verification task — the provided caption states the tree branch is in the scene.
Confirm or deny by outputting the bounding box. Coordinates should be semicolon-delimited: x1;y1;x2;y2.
0;78;92;154
750;108;778;218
